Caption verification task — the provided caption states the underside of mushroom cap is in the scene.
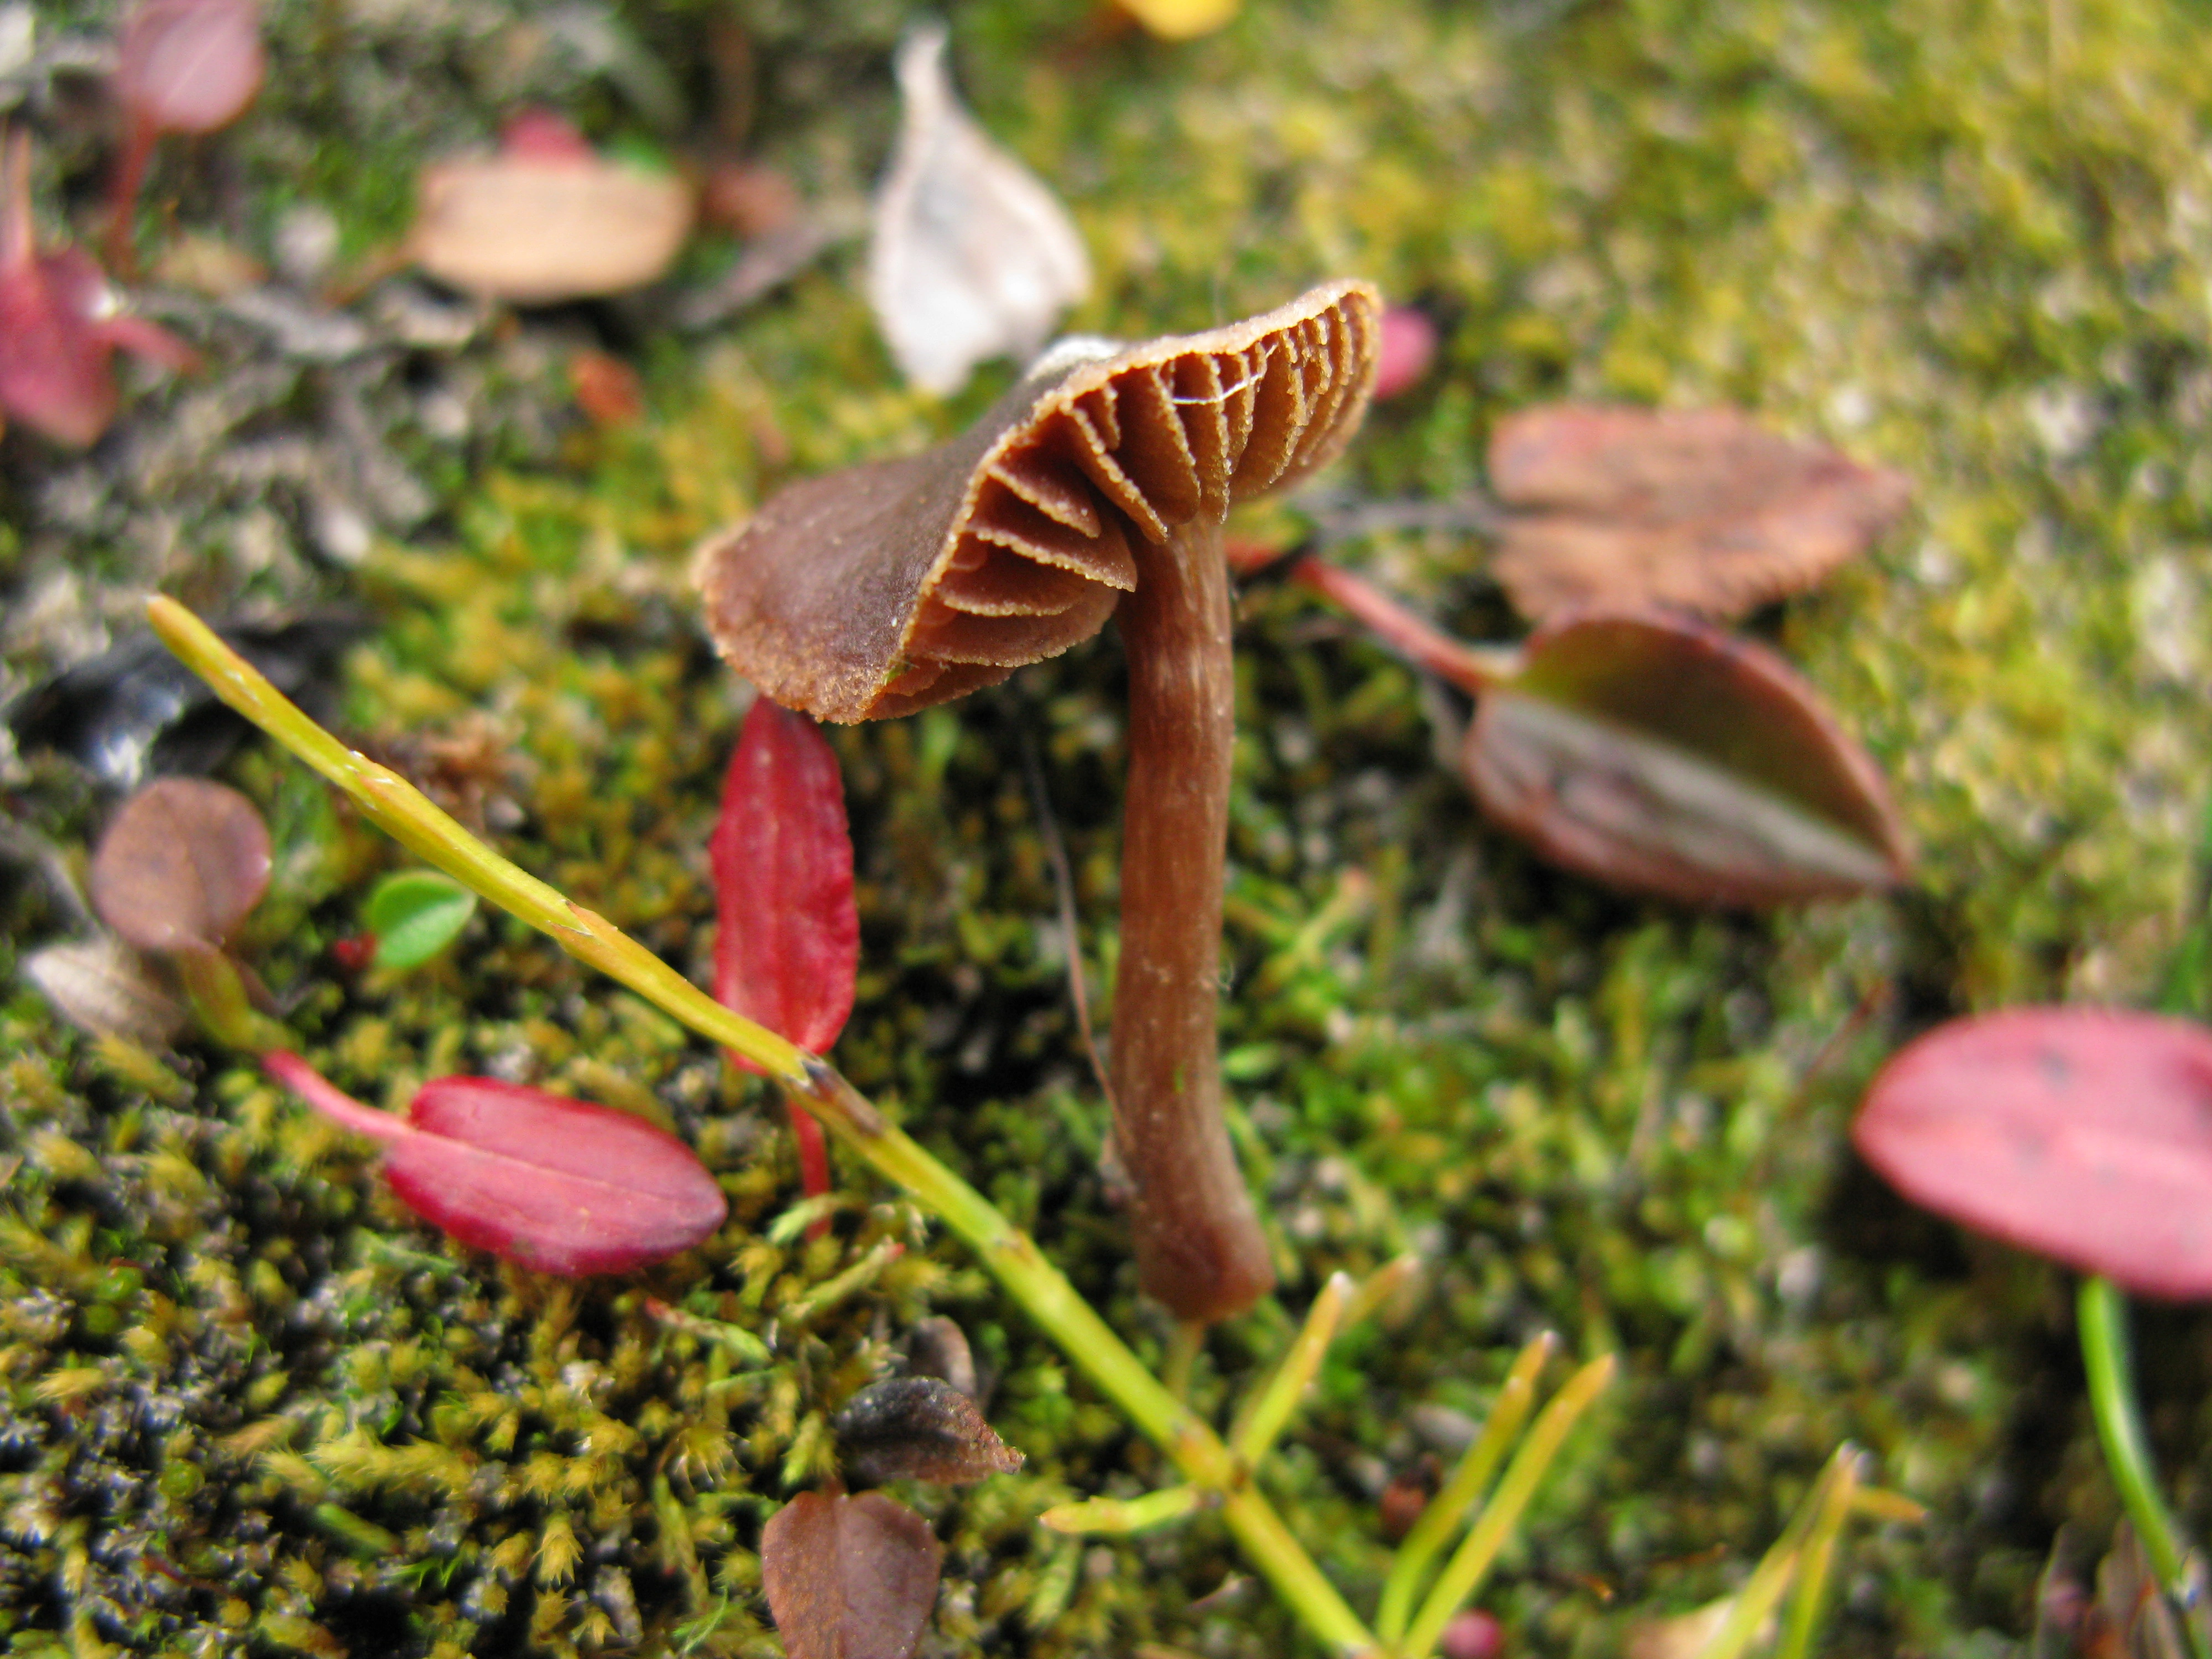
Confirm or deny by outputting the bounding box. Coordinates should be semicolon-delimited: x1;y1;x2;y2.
695;280;1380;722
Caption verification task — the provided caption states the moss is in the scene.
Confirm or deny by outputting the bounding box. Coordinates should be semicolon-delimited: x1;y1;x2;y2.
7;0;2212;1653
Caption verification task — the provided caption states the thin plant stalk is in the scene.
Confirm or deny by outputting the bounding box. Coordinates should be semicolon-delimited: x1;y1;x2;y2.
1041;1484;1207;1536
1230;1271;1351;1466
1773;1448;1866;1659
145;596;1377;1658
1400;1352;1616;1659
1278;556;1519;697
2079;1274;2212;1659
1375;1331;1556;1647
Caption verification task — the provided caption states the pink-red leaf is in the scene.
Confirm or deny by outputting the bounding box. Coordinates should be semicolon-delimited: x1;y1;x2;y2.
1854;1008;2212;1301
1465;609;1913;906
89;775;272;953
711;697;858;1071
3;129;196;445
761;1489;943;1659
1487;404;1912;622
265;1053;727;1277
116;0;265;136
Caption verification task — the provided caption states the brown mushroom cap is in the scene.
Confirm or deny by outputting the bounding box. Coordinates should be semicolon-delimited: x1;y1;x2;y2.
695;280;1380;722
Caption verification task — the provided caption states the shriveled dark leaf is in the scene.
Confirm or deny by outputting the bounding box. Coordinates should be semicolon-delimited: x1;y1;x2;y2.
88;776;270;952
22;936;186;1045
866;20;1088;395
1855;1008;2212;1301
5;612;365;788
762;1489;944;1659
362;869;477;971
1488;404;1912;622
116;0;264;137
265;1052;727;1277
905;1316;977;1401
1464;610;1912;906
2088;1524;2202;1659
834;1376;1022;1485
711;696;858;1071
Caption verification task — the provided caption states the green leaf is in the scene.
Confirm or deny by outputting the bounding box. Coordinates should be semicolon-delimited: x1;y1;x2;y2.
363;870;477;971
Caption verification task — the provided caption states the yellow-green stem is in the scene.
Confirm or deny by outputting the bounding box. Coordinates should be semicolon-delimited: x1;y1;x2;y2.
146;596;1378;1658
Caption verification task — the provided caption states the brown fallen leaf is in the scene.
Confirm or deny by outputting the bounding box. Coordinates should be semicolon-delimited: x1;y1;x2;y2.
1487;404;1912;622
22;936;187;1046
87;776;272;953
1464;609;1913;906
761;1489;944;1659
866;21;1089;395
409;138;694;304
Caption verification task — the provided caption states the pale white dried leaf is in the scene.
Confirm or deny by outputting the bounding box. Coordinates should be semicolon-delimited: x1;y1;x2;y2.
866;22;1089;396
23;936;186;1045
410;155;695;304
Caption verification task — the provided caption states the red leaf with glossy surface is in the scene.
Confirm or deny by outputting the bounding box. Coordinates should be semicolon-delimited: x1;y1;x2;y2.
1855;1008;2212;1301
116;0;264;135
1465;609;1913;906
761;1489;943;1659
89;776;272;952
711;696;858;1071
265;1053;727;1277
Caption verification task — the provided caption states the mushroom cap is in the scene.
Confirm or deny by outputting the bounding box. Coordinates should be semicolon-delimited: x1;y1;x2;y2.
1854;1006;2212;1300
695;280;1379;722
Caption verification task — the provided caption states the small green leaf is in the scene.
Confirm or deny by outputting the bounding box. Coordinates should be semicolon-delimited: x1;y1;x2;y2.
363;871;477;970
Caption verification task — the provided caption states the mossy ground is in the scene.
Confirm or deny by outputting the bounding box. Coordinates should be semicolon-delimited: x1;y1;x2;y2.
4;1;2211;1655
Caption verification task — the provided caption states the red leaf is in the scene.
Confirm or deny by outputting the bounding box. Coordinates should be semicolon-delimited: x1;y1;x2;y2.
1855;1008;2212;1301
265;1053;727;1277
711;697;858;1070
88;776;272;953
116;0;265;135
3;130;196;445
761;1489;943;1659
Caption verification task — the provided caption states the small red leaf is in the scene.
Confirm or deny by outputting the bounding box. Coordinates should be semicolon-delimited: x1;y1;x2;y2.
1855;1009;2212;1301
711;697;858;1070
265;1053;727;1277
116;0;264;136
89;776;272;953
761;1489;943;1659
1371;305;1438;401
3;130;195;444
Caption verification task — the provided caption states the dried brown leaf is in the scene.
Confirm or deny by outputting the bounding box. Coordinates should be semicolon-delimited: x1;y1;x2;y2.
834;1376;1022;1485
22;936;186;1045
410;154;694;304
1488;404;1912;621
866;22;1089;395
88;776;272;952
1465;610;1912;905
761;1490;944;1659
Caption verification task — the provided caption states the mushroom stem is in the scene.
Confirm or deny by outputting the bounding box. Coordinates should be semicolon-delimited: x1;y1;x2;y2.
1112;515;1274;1325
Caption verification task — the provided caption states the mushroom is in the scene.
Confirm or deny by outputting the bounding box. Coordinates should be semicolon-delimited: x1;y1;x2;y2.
695;280;1380;1323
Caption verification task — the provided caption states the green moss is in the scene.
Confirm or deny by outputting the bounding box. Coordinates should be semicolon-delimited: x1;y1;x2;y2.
8;0;2212;1652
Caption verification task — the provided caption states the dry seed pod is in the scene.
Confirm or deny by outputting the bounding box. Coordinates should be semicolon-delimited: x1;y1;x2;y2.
698;281;1379;1323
